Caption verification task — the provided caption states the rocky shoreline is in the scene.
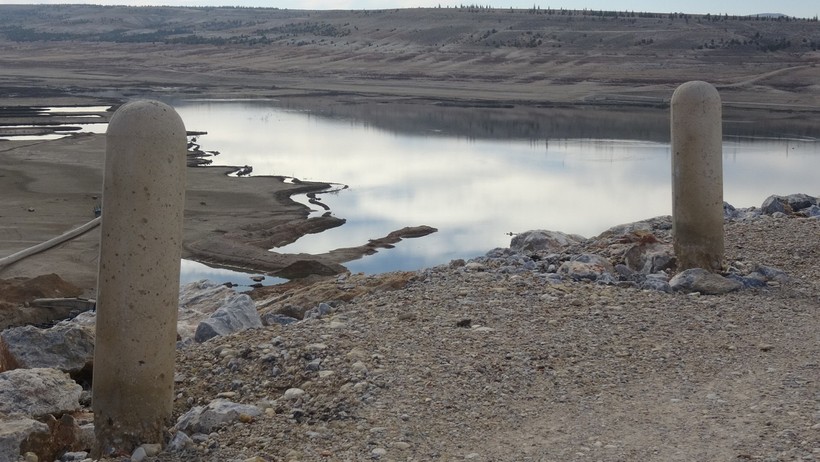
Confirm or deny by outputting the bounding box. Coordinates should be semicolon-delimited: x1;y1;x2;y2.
1;193;818;461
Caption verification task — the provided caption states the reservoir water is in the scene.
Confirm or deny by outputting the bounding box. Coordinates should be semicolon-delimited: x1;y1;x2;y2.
171;100;819;282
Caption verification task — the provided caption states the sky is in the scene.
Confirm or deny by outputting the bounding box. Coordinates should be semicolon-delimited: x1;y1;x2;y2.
0;0;815;19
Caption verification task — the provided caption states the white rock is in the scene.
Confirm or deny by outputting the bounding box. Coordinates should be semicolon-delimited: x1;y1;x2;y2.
0;323;95;374
283;388;305;400
175;399;263;434
0;368;81;417
194;289;263;343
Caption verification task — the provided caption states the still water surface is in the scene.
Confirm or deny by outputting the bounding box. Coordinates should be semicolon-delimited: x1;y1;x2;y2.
173;100;819;282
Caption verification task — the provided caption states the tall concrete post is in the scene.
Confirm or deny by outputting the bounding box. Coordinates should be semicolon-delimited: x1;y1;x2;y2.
92;101;186;455
671;81;724;272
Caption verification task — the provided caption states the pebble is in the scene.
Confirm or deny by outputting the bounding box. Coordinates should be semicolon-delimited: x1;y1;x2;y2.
130;446;147;462
371;447;387;458
351;361;369;374
141;443;162;456
283;388;306;400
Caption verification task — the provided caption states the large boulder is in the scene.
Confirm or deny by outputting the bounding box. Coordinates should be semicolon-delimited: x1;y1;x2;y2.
0;368;81;418
0;323;94;374
783;193;818;211
760;195;790;215
178;280;240;340
194;291;262;343
174;399;263;434
624;242;675;274
669;268;742;295
510;230;585;253
761;194;818;215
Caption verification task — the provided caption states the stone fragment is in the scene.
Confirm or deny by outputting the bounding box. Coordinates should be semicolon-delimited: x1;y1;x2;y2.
624;242;675;274
760;195;790;215
464;262;486;272
0;368;81;417
283;388;306;400
304;302;332;319
597;220;654;238
557;254;614;281
0;416;49;462
0;322;94;374
783;193;817;211
669;268;742;295
510;230;585;253
803;204;820;218
640;274;672;293
178;280;238;339
140;443;162;457
754;265;789;284
260;313;298;326
723;202;738;219
167;431;193;452
19;413;87;462
130;446;146;462
194;291;262;343
174;399;263;434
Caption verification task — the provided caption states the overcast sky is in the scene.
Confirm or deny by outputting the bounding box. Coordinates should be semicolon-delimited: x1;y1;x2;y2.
0;0;815;19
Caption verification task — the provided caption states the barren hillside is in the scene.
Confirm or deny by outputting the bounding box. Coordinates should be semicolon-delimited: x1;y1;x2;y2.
0;5;818;108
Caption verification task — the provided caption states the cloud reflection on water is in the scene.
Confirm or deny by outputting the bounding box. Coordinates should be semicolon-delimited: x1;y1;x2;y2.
173;101;819;275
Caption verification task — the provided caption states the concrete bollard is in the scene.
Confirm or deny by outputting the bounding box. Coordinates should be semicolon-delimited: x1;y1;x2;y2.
670;81;724;272
92;101;187;455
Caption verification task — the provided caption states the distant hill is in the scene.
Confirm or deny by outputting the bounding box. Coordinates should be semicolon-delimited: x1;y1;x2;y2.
753;13;789;18
0;5;817;110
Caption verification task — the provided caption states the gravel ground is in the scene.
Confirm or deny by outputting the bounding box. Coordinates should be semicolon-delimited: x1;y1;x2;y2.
153;215;819;462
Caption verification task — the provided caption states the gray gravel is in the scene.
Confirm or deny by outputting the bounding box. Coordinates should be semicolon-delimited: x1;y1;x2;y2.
151;215;819;462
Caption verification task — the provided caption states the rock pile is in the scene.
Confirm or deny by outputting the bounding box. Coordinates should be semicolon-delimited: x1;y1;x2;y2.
0;281;263;462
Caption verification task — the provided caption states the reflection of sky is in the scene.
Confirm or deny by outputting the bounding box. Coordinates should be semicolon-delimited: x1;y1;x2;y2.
0;123;108;141
173;101;819;275
0;106;111;140
179;259;284;291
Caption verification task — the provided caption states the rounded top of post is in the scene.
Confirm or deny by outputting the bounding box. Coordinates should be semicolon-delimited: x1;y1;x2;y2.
107;100;185;140
671;81;721;106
